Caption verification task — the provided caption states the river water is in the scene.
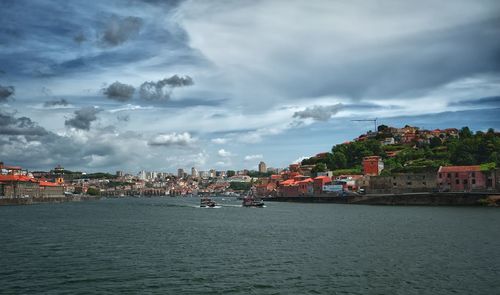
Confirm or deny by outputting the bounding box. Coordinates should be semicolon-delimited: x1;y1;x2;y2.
1;197;499;294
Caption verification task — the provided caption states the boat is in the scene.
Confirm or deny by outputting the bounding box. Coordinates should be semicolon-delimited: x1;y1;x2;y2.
242;196;264;207
200;197;217;208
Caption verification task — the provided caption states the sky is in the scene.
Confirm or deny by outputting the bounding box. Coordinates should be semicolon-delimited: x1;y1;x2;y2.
1;0;500;173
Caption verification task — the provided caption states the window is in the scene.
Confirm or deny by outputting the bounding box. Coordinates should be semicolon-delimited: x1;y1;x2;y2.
455;173;458;177
439;173;442;179
447;173;451;178
393;183;397;187
471;172;475;177
472;179;476;185
456;179;459;184
463;179;467;184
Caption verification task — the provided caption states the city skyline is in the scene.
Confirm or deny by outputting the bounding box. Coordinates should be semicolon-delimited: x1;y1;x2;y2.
1;0;500;172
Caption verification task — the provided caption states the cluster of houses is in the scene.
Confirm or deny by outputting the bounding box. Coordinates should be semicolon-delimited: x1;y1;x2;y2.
254;155;500;197
356;125;459;146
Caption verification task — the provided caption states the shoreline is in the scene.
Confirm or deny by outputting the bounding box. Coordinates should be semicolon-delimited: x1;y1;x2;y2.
263;192;500;206
0;195;101;206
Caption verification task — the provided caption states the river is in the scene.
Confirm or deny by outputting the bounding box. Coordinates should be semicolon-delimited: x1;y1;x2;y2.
1;197;499;294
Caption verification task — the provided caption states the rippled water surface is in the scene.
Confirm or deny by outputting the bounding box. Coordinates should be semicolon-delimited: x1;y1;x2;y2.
1;197;499;294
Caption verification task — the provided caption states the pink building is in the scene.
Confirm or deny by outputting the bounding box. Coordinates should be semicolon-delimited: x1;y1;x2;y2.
437;166;495;191
297;178;314;195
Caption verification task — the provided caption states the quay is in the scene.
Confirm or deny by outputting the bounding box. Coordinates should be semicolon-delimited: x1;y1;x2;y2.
264;192;500;206
0;195;101;206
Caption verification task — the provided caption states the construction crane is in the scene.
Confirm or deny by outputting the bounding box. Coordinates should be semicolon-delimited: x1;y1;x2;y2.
351;118;378;132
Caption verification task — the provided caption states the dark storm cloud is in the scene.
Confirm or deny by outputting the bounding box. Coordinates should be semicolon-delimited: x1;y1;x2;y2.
43;98;69;107
0;111;48;136
449;96;500;107
73;32;87;44
100;16;143;47
0;85;15;102
161;75;194;87
293;104;344;121
0;1;203;79
298;18;500;100
65;106;100;130
139;75;194;100
0;111;124;170
103;81;135;101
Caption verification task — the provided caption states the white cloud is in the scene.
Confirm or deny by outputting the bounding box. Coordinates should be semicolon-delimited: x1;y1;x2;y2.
218;148;232;157
211;137;228;144
244;154;263;161
293;156;310;164
148;132;196;146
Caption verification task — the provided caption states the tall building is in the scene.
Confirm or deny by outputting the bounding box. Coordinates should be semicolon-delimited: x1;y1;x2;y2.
138;170;146;180
259;161;267;173
209;169;216;178
191;167;198;178
177;168;184;178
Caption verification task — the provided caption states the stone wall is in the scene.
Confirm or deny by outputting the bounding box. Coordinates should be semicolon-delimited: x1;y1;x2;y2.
366;172;437;194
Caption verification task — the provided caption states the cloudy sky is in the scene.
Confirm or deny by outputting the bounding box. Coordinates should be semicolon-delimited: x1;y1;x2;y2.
1;0;500;173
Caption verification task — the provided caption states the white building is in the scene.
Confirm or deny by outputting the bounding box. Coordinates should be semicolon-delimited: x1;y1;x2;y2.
191;167;198;178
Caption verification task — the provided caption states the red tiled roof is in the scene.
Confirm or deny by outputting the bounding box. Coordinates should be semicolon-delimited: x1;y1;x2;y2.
39;181;59;187
280;179;296;186
270;175;281;180
314;176;331;181
438;166;481;173
0;175;35;182
297;178;314;184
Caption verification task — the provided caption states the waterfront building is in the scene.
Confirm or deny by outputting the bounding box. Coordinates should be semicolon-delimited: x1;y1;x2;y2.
0;174;63;198
258;161;267;173
313;176;332;194
437;166;495;192
362;173;437;194
177;168;184;179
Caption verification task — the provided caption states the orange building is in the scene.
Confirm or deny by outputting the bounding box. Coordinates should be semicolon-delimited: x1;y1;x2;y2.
362;156;384;176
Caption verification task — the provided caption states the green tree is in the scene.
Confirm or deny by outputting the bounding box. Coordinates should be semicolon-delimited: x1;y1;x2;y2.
429;137;442;148
332;152;347;169
86;187;100;196
459;126;473;138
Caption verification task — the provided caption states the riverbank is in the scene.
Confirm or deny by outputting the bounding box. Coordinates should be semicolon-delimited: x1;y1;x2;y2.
264;192;500;206
0;195;101;206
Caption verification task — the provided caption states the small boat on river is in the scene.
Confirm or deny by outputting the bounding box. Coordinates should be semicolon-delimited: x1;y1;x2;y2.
242;196;264;207
200;197;217;208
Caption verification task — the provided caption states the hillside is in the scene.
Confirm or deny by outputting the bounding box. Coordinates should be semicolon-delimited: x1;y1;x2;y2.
301;126;500;175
